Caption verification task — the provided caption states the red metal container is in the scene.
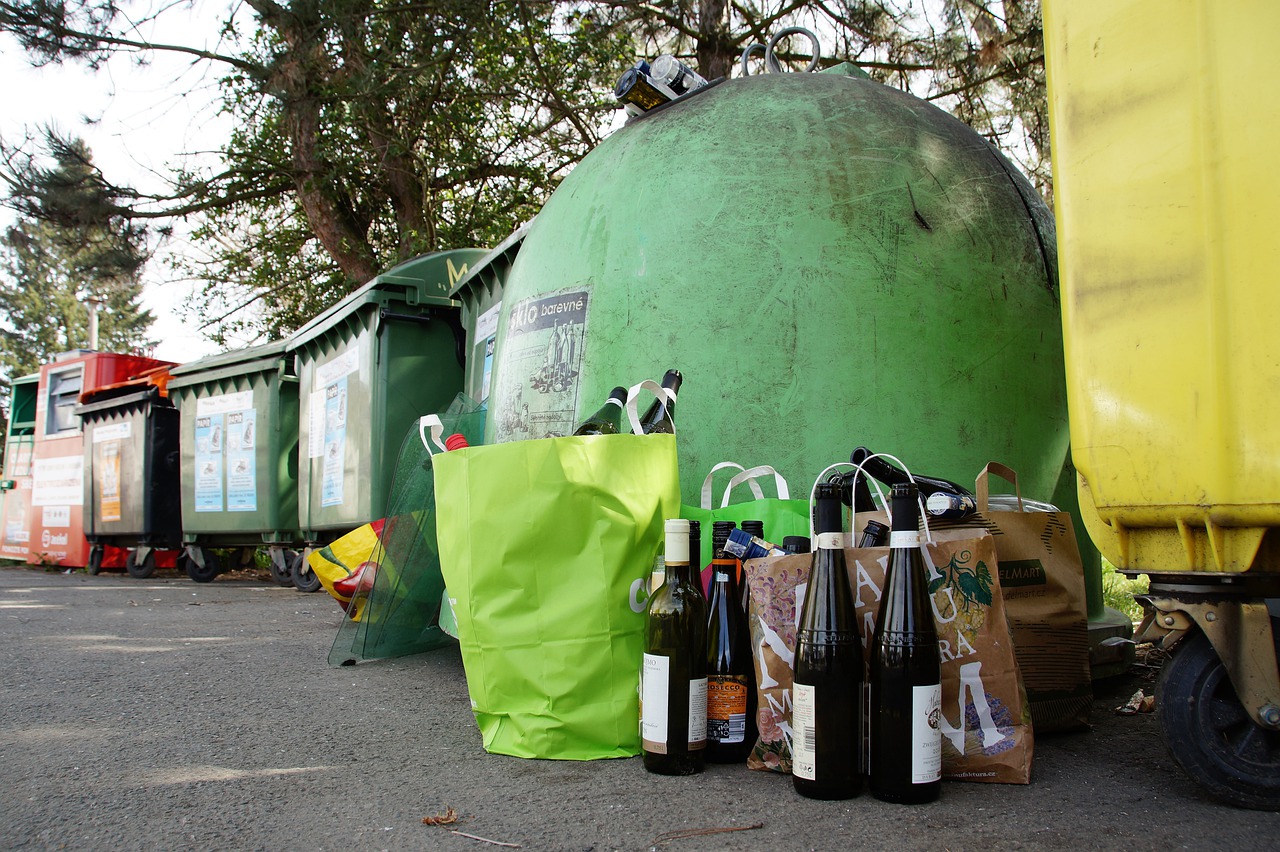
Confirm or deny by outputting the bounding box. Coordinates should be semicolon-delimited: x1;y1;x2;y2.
26;351;172;568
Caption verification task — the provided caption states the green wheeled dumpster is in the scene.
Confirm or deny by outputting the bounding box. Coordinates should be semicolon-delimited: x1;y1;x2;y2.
449;224;529;406
76;369;182;579
288;249;486;591
167;340;302;584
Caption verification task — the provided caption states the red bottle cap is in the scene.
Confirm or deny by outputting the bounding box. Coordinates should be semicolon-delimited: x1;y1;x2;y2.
444;433;470;451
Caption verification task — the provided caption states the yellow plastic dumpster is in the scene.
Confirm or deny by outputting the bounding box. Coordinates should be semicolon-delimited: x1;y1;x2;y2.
1044;0;1280;809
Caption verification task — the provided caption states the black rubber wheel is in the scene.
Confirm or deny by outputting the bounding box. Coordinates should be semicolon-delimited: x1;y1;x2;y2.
269;550;296;587
291;550;321;593
184;548;221;584
125;549;155;579
1157;615;1280;810
86;546;104;576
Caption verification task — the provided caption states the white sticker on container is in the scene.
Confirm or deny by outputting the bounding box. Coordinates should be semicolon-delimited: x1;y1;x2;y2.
475;301;502;342
196;390;254;417
32;456;83;507
42;506;70;528
314;346;360;390
92;422;132;443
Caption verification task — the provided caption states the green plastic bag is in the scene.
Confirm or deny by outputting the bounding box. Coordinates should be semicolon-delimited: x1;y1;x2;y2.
682;462;812;568
434;432;680;760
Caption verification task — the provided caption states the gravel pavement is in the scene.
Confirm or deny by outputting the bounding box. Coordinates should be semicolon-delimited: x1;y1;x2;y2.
1;565;1277;851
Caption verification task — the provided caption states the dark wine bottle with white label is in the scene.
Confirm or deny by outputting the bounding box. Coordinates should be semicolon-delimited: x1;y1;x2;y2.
642;518;708;775
792;482;863;800
705;521;757;763
869;482;942;804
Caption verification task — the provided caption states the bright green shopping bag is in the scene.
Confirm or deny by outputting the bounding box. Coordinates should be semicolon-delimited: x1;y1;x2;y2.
681;462;812;569
434;432;680;760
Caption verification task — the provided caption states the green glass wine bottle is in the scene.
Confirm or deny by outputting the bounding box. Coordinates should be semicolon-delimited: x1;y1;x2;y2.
642;518;707;775
573;386;628;436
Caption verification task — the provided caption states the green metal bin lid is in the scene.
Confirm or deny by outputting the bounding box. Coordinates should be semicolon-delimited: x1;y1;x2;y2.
449;224;530;303
288;249;484;351
168;339;294;389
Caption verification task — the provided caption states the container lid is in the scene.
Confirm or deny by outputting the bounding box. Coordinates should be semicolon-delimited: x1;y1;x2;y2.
289;249;484;349
449;224;530;301
168;339;293;385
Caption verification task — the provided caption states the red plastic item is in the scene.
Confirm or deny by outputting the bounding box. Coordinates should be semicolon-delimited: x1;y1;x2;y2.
444;433;470;451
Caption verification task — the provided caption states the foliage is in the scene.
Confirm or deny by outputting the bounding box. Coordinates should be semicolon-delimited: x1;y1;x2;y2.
0;135;154;389
596;1;1051;200
1;0;633;345
1102;559;1149;625
1;0;1051;343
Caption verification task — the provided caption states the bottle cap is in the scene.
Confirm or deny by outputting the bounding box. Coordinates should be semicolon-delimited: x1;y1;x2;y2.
444;433;469;451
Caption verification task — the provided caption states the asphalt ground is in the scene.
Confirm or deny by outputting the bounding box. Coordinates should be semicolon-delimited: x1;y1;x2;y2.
1;565;1277;851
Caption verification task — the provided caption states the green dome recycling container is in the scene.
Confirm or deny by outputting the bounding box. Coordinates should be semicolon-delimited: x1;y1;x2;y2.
484;68;1073;515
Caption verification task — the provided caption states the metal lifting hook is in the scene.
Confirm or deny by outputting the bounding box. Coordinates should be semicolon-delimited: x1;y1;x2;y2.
739;26;822;76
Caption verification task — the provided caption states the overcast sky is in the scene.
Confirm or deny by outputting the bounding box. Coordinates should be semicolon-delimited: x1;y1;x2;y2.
1;1;234;364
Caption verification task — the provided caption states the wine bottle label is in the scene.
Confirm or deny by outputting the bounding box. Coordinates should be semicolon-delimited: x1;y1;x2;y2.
890;530;920;548
707;676;749;744
688;677;708;749
815;532;848;550
791;682;817;780
912;683;943;784
641;653;669;753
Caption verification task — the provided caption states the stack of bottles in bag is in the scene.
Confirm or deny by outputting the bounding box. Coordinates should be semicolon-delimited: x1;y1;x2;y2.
640;475;949;805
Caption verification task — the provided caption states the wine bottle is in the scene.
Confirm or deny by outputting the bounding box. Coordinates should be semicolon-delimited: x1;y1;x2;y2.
869;482;942;804
856;519;889;548
639;369;682;434
792;482;863;800
642;518;708;775
705;521;758;763
848;447;977;521
782;535;811;554
573;386;628;436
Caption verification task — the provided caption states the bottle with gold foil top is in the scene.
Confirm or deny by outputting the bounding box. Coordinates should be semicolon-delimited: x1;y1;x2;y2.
705;521;757;763
869;482;943;803
642;518;708;775
792;482;863;799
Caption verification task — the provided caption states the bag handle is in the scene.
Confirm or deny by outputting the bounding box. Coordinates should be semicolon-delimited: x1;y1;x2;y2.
976;461;1022;513
812;453;932;544
418;414;447;455
699;462;764;509
719;464;790;507
624;378;675;436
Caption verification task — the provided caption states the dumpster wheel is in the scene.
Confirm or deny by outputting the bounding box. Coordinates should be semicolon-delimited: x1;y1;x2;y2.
291;551;321;593
87;546;104;576
1158;616;1280;810
269;550;297;587
126;549;155;580
181;548;221;584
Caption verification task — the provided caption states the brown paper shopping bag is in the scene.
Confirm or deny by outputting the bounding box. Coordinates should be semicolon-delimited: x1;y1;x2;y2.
974;462;1093;732
745;517;1034;783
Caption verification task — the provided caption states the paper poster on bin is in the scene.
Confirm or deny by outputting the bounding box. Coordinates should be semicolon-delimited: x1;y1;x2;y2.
321;377;347;507
226;409;257;512
95;439;122;522
491;289;589;441
194;414;224;512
